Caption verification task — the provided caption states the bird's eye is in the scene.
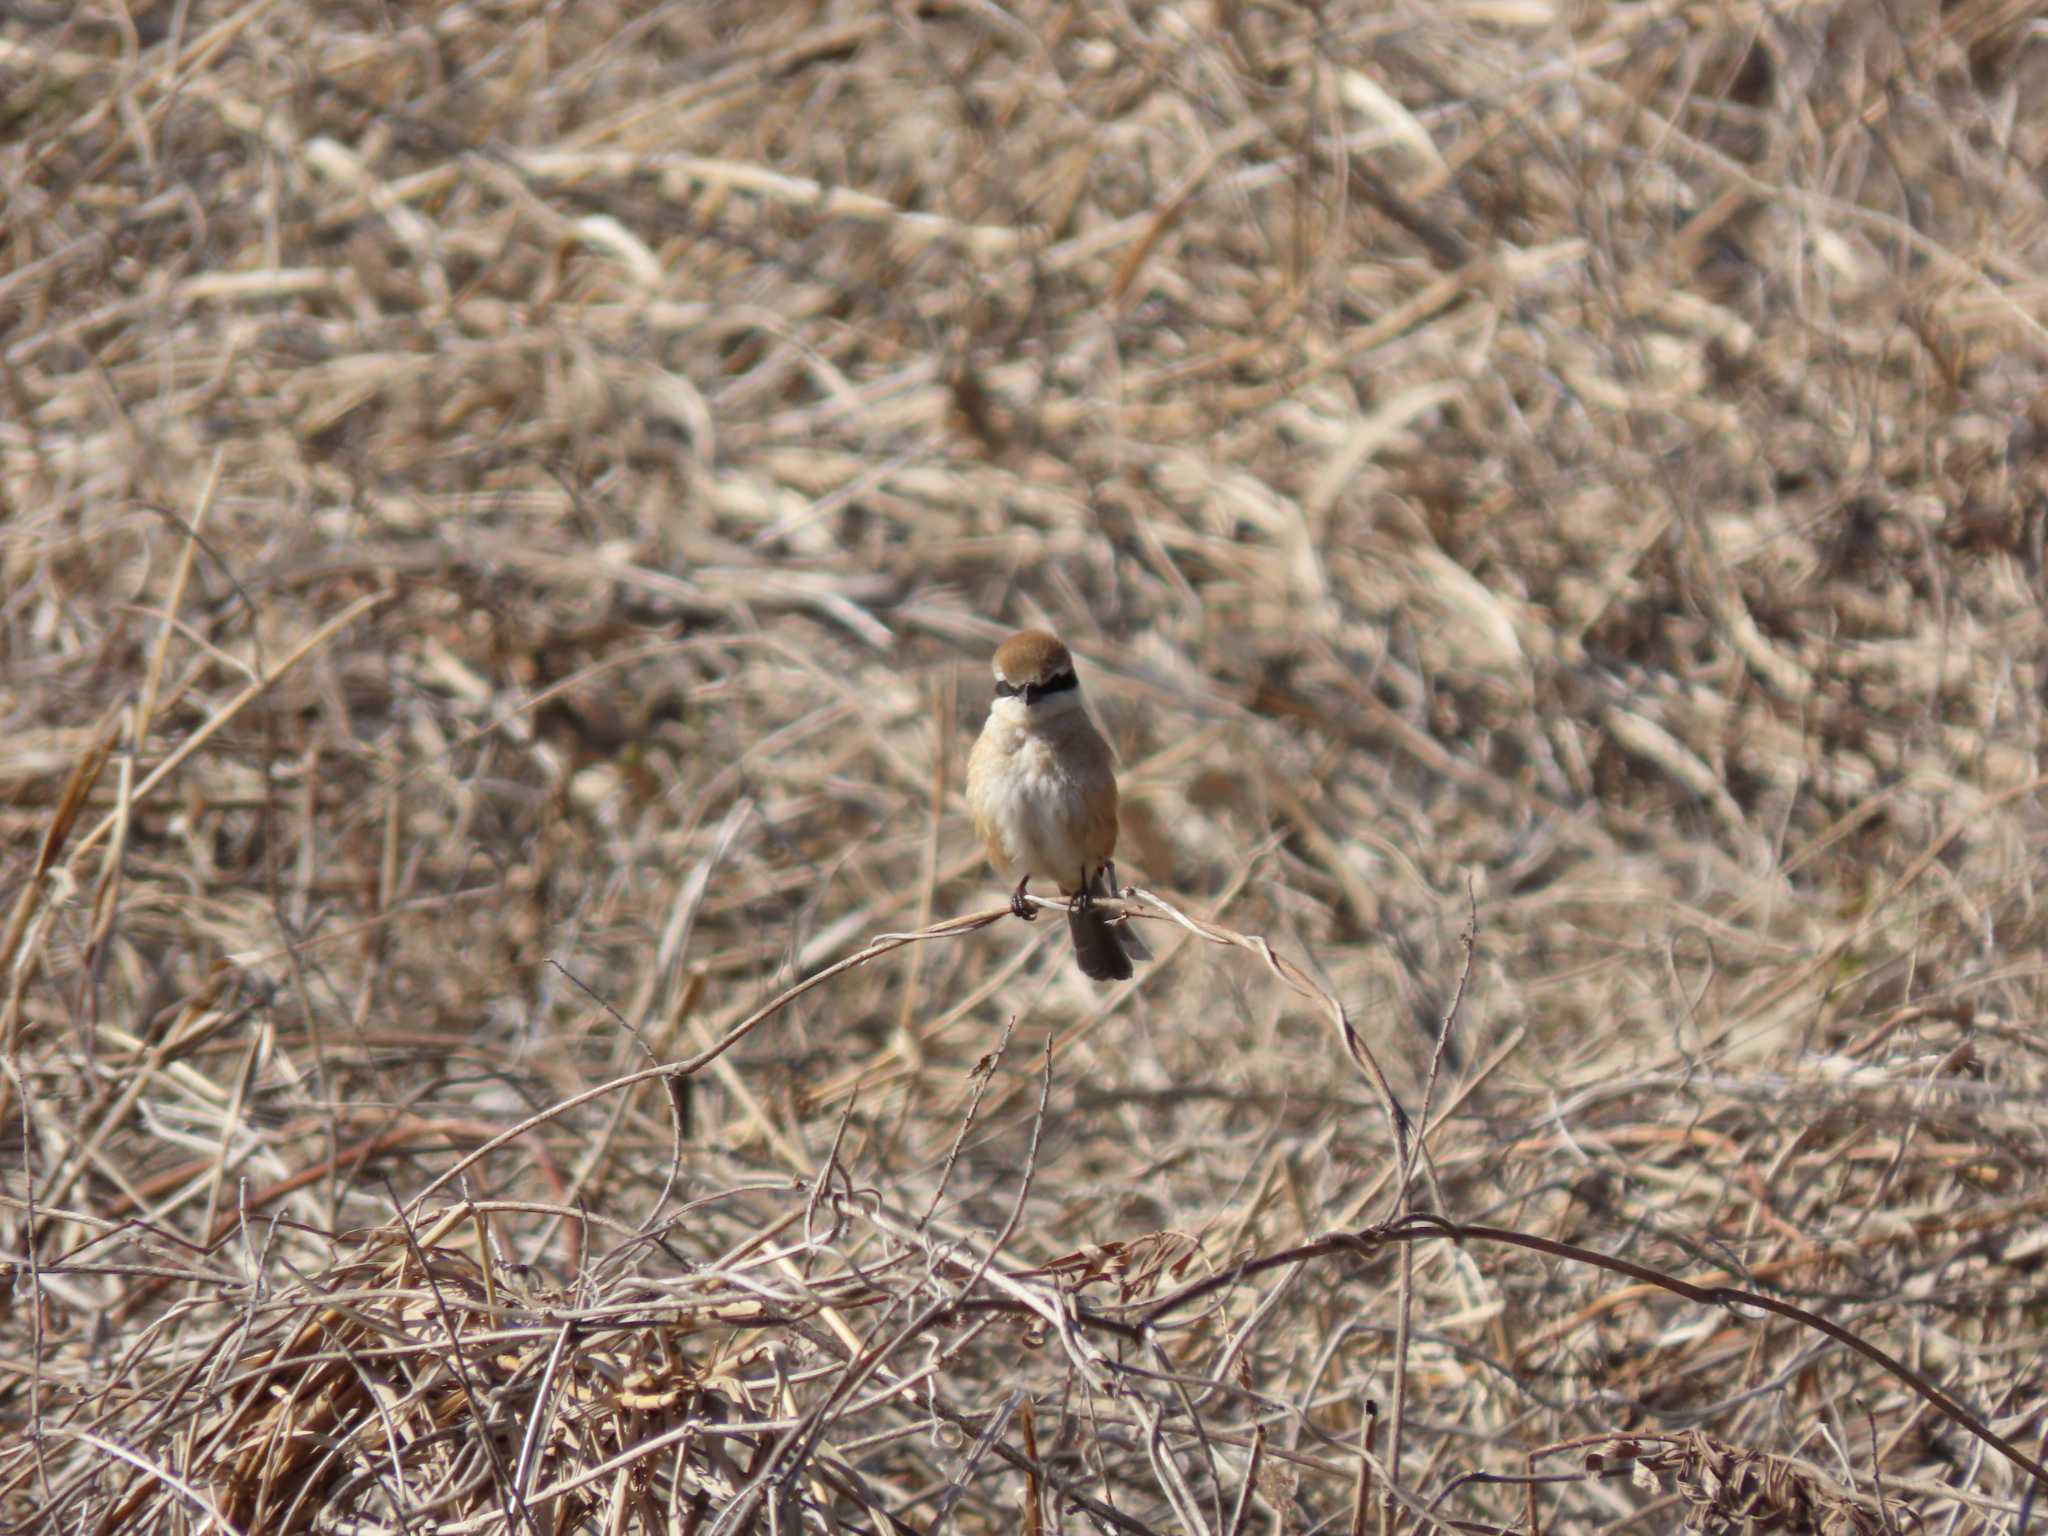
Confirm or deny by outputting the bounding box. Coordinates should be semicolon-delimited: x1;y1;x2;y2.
993;680;1020;699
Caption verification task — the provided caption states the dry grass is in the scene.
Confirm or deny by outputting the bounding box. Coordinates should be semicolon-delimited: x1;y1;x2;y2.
6;0;2048;1531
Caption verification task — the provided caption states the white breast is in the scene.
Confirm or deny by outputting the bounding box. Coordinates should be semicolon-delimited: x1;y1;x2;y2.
968;710;1112;891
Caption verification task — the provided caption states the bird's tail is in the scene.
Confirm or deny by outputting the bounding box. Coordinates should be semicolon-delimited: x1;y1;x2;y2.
1068;867;1148;982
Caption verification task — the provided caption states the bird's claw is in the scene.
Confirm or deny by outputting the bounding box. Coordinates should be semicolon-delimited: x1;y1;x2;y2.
1010;876;1036;921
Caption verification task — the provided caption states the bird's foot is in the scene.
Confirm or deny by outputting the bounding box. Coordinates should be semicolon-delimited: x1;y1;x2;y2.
1009;875;1036;921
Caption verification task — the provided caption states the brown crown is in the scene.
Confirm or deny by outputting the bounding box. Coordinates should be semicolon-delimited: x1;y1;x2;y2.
991;629;1073;686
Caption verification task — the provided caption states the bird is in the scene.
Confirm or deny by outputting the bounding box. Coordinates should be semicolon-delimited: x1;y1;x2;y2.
966;629;1149;982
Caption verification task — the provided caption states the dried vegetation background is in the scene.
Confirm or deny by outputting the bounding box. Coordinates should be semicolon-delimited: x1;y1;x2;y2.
6;0;2048;1531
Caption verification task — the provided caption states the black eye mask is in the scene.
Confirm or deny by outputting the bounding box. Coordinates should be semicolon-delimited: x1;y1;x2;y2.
993;670;1078;706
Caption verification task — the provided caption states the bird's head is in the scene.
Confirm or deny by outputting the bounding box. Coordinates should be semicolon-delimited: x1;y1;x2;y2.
989;629;1083;721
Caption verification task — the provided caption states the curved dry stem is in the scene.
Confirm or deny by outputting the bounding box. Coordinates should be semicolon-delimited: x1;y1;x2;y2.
1136;1213;2048;1494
